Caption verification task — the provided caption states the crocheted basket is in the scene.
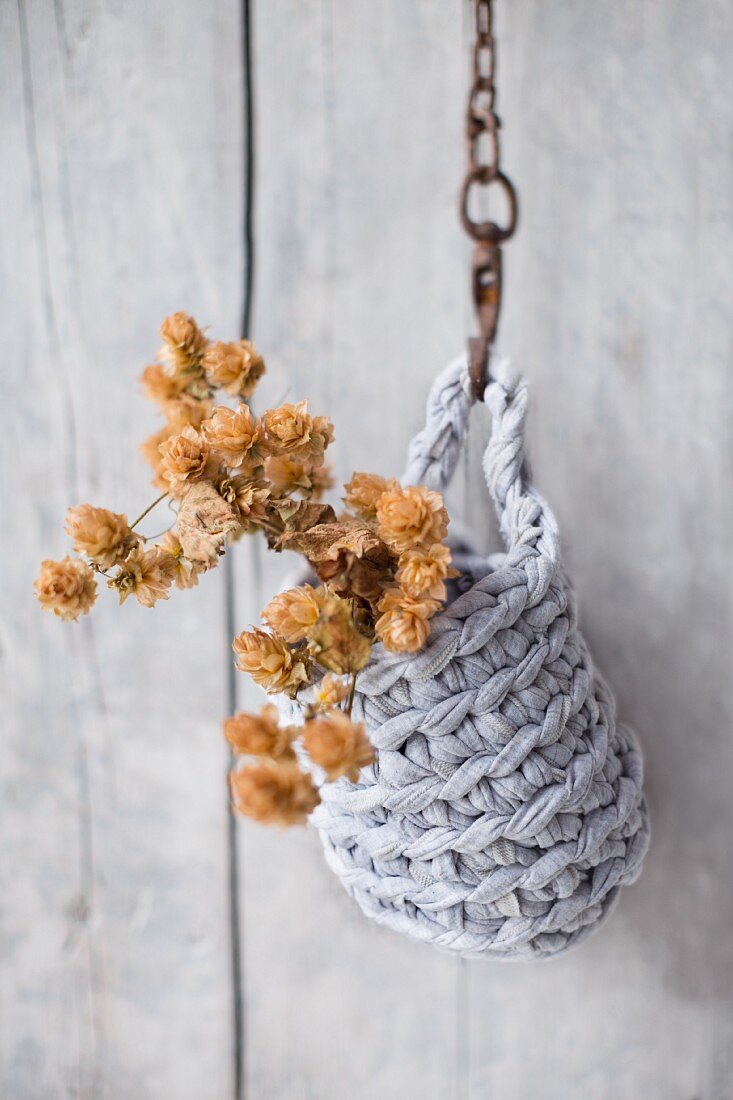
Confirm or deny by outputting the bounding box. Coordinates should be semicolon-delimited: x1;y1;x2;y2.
290;356;650;959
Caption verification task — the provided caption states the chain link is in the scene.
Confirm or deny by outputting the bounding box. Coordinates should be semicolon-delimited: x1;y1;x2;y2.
460;0;518;400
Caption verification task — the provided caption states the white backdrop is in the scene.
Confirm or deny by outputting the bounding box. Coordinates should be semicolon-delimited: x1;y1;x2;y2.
3;2;732;1097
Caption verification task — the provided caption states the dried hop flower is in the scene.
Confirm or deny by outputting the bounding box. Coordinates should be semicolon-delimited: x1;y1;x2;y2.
224;703;295;759
140;362;186;409
232;629;310;696
230;758;320;828
313;672;351;709
165;397;215;432
203;404;263;469
203;339;265;398
64;504;139;569
108;545;177;607
214;474;270;531
343;471;397;519
158;312;208;379
376;484;449;554
396;543;458;601
158;426;212;496
308;594;372;675
375;588;440;654
263;401;334;459
159;531;205;590
302;711;374;783
264;454;314;497
261;584;324;644
34;557;98;621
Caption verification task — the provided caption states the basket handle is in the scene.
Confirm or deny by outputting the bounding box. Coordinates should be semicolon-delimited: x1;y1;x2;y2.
402;355;560;575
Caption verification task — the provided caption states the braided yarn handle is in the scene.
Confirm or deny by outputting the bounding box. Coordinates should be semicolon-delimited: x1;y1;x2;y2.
311;355;649;958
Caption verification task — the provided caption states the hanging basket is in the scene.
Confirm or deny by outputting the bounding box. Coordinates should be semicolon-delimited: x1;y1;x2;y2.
283;356;649;959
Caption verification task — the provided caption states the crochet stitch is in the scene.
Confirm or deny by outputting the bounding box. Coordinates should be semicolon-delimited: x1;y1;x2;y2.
308;356;650;958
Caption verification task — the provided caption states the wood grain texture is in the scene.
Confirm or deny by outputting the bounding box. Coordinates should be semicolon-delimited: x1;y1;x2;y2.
2;0;732;1097
1;2;243;1096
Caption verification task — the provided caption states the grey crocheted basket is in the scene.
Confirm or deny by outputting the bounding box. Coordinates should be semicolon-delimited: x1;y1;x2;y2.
300;356;649;959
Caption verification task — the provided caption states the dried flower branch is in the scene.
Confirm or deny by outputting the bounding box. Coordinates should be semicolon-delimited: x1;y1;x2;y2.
36;312;461;833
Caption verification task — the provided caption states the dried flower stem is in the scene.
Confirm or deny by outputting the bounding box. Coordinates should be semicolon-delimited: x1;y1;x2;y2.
129;492;169;531
346;671;358;717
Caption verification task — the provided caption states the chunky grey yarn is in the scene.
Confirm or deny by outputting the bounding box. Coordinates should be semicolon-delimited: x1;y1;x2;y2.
310;357;650;959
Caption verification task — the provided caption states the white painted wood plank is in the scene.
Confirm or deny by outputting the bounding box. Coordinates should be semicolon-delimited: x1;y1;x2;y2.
1;2;244;1096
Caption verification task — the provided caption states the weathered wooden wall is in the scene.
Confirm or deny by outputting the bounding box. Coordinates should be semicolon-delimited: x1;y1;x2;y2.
2;1;732;1098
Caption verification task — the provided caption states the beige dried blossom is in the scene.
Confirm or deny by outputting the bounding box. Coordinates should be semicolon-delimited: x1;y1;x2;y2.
264;454;314;497
375;588;440;654
264;456;335;501
224;703;295;759
230;758;320;827
376;484;449;554
203;404;263;469
158;312;208;379
302;711;374;783
165;395;214;431
396;543;458;601
140;362;185;409
262;401;334;459
158;426;213;497
313;672;351;709
64;504;139;569
175;480;241;564
214;474;270;531
34;557;98;621
343;471;398;519
203;339;265;397
308;594;372;675
159;531;205;589
233;628;310;696
261;584;324;644
108;545;176;607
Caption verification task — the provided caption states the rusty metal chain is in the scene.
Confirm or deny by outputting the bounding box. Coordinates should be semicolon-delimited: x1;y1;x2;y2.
460;0;518;400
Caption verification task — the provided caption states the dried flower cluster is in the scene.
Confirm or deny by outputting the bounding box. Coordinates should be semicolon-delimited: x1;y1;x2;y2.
36;312;460;829
227;697;375;828
34;312;335;616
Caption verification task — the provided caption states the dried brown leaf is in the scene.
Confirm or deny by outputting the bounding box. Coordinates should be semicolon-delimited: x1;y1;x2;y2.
176;481;241;564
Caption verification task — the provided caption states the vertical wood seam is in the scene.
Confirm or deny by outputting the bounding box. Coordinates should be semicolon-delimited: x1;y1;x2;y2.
225;1;256;1097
